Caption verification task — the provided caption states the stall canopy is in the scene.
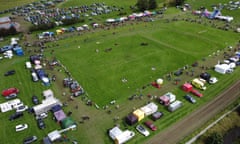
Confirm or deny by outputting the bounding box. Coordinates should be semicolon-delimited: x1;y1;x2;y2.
51;104;62;112
54;109;66;122
140;102;158;116
125;113;138;126
133;109;145;122
61;117;75;129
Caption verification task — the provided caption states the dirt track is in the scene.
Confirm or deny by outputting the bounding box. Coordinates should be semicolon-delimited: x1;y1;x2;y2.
146;80;240;144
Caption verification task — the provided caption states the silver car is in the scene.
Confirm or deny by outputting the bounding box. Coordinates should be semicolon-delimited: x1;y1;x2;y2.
136;125;150;136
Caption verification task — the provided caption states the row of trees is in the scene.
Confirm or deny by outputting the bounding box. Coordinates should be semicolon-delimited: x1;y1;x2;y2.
29;18;85;32
135;0;186;11
136;0;158;11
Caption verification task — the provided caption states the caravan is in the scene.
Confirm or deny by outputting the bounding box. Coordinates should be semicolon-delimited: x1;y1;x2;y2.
191;78;206;90
215;64;233;74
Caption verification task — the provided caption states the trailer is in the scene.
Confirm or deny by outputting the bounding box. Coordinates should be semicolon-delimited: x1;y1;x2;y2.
168;100;183;112
159;92;176;106
191;78;206;90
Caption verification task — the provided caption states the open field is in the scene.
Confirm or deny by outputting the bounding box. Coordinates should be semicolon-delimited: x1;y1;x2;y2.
0;0;240;144
0;0;36;11
52;20;239;106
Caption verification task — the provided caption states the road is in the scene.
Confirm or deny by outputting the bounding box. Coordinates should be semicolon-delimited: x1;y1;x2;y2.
146;80;240;144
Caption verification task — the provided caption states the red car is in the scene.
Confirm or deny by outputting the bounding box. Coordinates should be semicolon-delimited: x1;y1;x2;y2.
190;89;203;97
2;88;19;97
144;121;157;131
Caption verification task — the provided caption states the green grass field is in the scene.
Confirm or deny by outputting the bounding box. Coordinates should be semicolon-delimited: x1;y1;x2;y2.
53;20;239;106
0;0;240;143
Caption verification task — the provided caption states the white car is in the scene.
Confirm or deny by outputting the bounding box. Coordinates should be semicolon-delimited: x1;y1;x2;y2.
31;72;39;82
36;112;48;120
16;105;28;112
209;77;218;84
16;124;28;132
136;125;150;136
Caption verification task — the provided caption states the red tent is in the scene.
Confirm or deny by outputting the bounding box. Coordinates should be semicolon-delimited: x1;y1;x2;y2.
182;83;193;92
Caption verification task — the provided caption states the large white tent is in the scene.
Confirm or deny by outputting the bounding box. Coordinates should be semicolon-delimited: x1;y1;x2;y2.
109;126;135;144
140;102;158;116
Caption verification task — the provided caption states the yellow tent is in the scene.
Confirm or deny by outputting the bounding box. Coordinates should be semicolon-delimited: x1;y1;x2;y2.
133;109;144;122
56;29;63;35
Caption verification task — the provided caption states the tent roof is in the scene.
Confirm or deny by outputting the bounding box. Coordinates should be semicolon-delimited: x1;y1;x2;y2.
61;117;75;129
47;130;61;142
125;113;138;125
54;109;66;121
51;104;62;112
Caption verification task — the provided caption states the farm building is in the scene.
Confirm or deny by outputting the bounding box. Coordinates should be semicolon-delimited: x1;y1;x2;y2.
140;102;158;116
109;126;135;144
133;109;145;122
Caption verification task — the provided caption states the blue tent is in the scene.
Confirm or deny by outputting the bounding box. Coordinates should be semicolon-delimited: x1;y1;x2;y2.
13;46;24;56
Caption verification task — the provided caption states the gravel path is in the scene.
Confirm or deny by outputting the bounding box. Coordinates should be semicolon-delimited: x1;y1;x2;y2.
146;80;240;144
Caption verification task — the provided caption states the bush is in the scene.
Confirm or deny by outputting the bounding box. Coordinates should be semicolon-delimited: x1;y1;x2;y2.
0;26;17;37
29;22;56;32
205;132;223;144
62;18;85;26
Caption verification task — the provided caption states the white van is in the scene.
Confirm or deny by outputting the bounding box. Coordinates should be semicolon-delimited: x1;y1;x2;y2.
31;72;39;82
25;62;32;69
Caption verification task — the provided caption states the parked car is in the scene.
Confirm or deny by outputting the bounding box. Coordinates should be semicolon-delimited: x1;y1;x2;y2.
151;111;164;121
36;112;48;120
32;95;39;105
0;45;12;53
31;72;39;82
4;70;15;76
23;136;37;144
9;112;23;121
1;87;19;97
25;61;32;69
190;89;203;97
144;121;157;131
5;93;17;99
174;69;183;76
209;77;218;84
136;125;150;136
37;118;45;129
15;124;28;132
184;94;196;103
16;105;28;112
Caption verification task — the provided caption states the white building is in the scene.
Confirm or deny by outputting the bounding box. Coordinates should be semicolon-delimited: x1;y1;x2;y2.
109;126;135;144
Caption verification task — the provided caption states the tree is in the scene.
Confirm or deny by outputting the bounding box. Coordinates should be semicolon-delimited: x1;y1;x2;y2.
8;25;17;35
205;132;223;144
175;0;185;6
149;0;157;9
136;0;149;11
